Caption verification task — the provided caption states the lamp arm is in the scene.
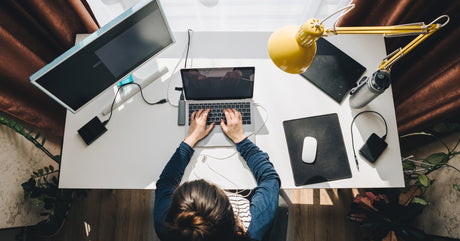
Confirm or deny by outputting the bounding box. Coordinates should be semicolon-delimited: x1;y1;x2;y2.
326;25;429;36
324;15;449;71
378;28;436;71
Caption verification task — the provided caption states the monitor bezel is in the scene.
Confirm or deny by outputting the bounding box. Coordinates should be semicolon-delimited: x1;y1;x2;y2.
29;0;175;114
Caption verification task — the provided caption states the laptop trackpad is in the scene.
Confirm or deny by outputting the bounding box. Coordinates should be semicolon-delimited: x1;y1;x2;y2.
196;125;254;147
197;126;233;147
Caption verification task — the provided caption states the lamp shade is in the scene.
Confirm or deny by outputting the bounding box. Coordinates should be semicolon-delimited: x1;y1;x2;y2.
268;19;324;74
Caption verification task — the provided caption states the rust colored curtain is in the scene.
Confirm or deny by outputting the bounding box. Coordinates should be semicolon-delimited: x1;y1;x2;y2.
0;0;98;138
339;0;460;135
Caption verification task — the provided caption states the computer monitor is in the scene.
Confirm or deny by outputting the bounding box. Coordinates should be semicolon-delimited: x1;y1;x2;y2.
30;0;174;113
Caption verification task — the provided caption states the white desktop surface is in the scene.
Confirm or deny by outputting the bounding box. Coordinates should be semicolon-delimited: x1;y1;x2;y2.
59;31;405;189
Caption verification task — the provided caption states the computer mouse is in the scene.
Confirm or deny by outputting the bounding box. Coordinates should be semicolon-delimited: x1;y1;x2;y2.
301;136;317;164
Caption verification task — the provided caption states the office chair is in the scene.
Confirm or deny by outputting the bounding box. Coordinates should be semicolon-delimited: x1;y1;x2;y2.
263;190;292;241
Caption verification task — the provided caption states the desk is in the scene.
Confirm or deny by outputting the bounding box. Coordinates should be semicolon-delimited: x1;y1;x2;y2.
59;31;404;189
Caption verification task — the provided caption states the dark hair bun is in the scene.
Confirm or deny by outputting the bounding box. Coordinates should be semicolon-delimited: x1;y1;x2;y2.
165;180;249;241
176;211;211;239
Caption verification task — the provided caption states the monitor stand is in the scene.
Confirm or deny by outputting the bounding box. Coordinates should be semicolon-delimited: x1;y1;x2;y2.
101;66;169;116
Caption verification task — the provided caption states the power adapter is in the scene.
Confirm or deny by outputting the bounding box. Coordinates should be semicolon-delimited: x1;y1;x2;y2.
359;133;387;163
78;117;107;145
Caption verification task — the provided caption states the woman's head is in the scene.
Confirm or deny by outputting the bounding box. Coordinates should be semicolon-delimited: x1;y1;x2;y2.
164;179;247;241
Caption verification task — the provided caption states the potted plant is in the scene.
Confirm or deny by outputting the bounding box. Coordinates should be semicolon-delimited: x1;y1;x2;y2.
348;122;460;241
0;115;85;238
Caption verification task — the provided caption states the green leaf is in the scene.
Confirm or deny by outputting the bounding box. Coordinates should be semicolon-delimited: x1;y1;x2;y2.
34;132;41;140
49;165;54;172
424;153;448;166
412;197;429;206
44;166;49;173
53;155;61;163
33;171;39;177
34;200;44;206
30;189;42;199
433;122;460;133
418;174;430;187
27;177;36;186
52;176;58;185
41;137;46;146
38;169;44;175
7;120;16;128
402;160;416;170
454;184;460;192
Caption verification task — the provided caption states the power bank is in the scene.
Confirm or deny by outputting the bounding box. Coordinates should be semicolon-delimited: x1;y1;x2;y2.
359;133;387;163
178;99;185;125
78;117;107;145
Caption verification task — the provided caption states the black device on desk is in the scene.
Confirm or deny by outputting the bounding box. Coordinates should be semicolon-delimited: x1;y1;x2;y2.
78;117;107;145
351;111;388;167
300;38;366;104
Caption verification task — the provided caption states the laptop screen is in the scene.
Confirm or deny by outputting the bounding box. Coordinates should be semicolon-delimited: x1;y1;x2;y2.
181;67;255;100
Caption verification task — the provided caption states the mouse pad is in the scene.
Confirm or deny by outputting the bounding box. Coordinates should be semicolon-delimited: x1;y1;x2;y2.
300;38;366;104
283;113;352;186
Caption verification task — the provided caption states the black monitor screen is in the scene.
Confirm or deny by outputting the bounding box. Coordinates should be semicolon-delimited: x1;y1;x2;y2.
30;0;174;113
181;67;255;100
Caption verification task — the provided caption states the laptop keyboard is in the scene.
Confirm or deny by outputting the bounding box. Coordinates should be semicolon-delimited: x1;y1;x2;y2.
189;102;251;125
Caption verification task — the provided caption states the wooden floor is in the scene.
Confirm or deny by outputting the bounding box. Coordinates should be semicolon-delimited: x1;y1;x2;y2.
39;190;153;241
287;189;363;241
36;189;363;241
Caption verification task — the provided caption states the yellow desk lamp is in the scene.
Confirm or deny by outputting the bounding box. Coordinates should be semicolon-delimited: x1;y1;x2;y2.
267;4;449;108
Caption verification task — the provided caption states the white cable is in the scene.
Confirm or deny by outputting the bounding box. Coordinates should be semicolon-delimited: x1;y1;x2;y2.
245;103;269;139
166;31;192;107
317;4;355;34
320;4;354;25
192;102;269;199
192;155;252;198
200;102;269;161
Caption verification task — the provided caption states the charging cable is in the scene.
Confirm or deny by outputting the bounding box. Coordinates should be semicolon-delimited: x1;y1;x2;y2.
103;82;166;126
246;103;269;139
198;102;268;161
192;154;253;199
192;102;268;200
166;29;193;108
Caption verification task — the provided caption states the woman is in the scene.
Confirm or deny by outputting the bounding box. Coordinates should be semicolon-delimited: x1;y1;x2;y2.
154;108;280;241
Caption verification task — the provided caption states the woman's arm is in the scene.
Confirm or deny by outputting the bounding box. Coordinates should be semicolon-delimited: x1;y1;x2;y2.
237;139;280;241
220;108;280;241
153;142;194;239
153;108;214;239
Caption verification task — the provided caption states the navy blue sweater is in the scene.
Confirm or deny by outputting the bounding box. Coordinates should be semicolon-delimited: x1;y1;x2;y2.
153;139;280;241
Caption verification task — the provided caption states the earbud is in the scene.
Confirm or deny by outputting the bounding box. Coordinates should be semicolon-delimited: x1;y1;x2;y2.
198;154;207;162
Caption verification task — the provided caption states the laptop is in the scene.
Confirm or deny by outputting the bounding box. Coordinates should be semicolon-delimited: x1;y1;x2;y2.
181;67;256;147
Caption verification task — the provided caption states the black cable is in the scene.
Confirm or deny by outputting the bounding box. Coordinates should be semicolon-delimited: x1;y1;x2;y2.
184;29;192;68
102;86;123;126
350;111;388;170
103;83;166;126
125;82;167;105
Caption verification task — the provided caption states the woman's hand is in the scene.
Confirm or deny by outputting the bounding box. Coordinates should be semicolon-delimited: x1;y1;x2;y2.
184;108;215;147
220;108;246;144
